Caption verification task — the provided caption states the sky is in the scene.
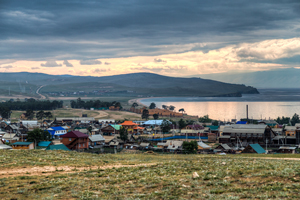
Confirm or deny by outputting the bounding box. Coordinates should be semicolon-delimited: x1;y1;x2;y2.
1;0;300;77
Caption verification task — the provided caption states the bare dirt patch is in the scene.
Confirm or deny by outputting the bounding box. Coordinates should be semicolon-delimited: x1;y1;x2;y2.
0;163;157;178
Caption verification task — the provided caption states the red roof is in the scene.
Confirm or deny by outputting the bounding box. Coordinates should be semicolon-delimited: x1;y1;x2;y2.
120;121;138;126
60;131;89;138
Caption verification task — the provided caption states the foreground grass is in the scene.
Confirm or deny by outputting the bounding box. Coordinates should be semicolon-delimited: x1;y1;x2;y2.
1;151;300;199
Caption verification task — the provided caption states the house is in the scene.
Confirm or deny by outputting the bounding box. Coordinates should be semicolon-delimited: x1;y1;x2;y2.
165;140;183;152
220;124;275;145
140;142;151;150
278;146;296;154
46;144;70;151
108;139;124;149
2;133;19;143
5;124;19;133
98;119;115;124
241;144;266;154
11;142;34;150
60;131;89;150
47;127;67;138
101;125;121;135
119;121;138;134
214;144;232;152
38;141;52;148
208;133;217;142
124;143;140;150
89;134;105;148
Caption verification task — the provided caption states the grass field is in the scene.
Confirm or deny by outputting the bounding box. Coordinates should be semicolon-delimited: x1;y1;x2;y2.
1;151;300;199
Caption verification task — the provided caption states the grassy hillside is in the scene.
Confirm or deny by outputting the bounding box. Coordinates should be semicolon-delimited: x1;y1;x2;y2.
1;151;300;199
0;72;259;98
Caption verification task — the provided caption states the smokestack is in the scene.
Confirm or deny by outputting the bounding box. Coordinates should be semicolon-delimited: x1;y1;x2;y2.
246;105;248;120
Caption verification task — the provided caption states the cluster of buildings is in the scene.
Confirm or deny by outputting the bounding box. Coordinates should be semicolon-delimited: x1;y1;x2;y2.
0;117;299;154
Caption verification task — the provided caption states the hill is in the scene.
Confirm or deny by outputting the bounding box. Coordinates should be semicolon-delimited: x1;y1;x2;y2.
0;72;259;98
196;68;300;89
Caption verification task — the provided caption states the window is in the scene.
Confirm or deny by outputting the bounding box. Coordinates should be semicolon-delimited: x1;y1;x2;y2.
79;144;81;147
83;143;85;147
69;138;72;141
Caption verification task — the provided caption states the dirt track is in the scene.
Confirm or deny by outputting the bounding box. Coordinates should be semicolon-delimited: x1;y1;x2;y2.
0;163;157;178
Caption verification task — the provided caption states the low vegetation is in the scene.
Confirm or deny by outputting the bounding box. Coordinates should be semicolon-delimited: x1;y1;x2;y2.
1;150;300;199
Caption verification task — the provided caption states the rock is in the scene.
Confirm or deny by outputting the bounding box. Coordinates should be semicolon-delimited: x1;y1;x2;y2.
222;162;226;165
192;172;199;179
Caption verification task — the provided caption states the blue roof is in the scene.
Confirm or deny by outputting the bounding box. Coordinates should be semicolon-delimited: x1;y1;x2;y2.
50;127;65;131
236;121;247;124
143;120;170;126
13;142;33;145
46;144;70;151
38;141;52;147
249;144;266;154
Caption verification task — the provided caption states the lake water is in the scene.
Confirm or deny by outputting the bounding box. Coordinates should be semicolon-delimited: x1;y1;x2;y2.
140;89;300;121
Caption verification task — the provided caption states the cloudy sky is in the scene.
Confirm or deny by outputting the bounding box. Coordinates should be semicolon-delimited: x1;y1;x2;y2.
1;0;300;77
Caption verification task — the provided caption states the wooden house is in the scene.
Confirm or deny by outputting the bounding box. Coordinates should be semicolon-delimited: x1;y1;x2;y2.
11;142;34;150
214;144;232;152
165;140;183;152
101;125;120;135
89;134;105;148
119;121;138;134
60;131;89;150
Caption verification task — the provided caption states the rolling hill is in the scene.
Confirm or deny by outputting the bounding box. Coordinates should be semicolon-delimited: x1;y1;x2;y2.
0;72;259;98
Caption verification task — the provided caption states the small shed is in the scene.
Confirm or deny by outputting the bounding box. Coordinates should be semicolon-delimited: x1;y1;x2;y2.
242;144;266;154
46;144;70;151
197;142;211;150
89;134;105;148
140;142;151;149
278;146;296;154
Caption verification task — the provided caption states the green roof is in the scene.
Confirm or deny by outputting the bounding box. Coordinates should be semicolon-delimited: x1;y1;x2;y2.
13;142;33;146
46;144;70;151
249;144;266;154
206;125;219;131
111;125;122;130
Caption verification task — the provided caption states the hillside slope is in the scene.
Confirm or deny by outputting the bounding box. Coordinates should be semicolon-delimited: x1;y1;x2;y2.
0;72;259;97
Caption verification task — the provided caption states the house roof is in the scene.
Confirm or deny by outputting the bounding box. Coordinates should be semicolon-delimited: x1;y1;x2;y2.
143;120;169;126
89;135;105;142
279;146;296;150
223;124;267;134
13;142;33;146
50;126;66;131
60;131;89;138
38;141;52;147
236;121;247;124
0;144;12;149
140;142;150;147
206;125;219;131
249;144;266;154
46;144;70;151
120;121;138;126
216;144;231;150
197;142;211;149
110;125;122;130
134;127;144;130
2;133;17;140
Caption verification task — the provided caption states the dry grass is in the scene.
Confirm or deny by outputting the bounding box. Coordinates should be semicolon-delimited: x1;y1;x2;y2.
1;151;300;199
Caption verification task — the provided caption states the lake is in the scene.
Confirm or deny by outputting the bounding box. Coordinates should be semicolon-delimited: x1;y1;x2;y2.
140;89;300;121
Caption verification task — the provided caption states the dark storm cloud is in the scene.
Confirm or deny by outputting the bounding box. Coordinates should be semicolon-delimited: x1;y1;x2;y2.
41;60;62;67
154;58;166;63
1;65;13;69
1;0;300;60
80;59;102;65
104;62;111;65
93;68;110;73
63;60;73;67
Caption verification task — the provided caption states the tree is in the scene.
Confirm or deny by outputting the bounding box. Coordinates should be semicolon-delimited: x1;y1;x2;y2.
149;102;156;109
161;119;171;133
276;116;290;125
142;109;149;120
169;105;175;111
27;128;52;146
162;105;168;110
36;110;45;120
179;108;185;114
25;109;35;120
182;141;198;154
199;115;212;123
291;113;300;126
131;102;138;108
119;127;128;142
44;111;53;119
178;119;186;131
212;120;219;126
153;113;159;120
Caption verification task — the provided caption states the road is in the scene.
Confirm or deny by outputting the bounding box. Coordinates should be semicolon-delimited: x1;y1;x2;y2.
36;85;46;99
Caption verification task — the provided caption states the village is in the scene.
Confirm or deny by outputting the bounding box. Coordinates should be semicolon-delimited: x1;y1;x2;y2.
1;103;300;155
